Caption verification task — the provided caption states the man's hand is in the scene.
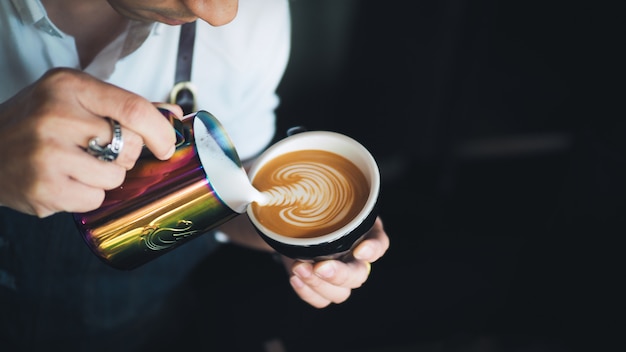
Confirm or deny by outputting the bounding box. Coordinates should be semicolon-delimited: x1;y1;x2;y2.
284;217;389;308
0;68;177;217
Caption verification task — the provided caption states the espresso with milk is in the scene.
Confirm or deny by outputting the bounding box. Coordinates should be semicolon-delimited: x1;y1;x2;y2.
250;150;369;238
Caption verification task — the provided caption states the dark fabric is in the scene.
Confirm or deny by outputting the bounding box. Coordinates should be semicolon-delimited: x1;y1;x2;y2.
173;21;197;115
0;208;219;351
174;21;196;86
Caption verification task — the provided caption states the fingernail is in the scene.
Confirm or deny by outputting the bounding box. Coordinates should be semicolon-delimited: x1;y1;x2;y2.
164;145;175;159
354;244;374;261
315;262;335;279
293;264;311;279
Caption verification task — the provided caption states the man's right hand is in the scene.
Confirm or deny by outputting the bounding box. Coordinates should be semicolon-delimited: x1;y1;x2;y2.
0;68;177;217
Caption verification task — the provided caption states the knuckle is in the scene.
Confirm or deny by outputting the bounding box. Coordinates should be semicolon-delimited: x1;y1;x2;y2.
116;139;142;170
41;67;84;90
33;208;54;218
118;97;149;126
313;301;331;309
332;290;352;304
125;132;144;160
304;277;323;289
104;167;126;190
74;191;106;213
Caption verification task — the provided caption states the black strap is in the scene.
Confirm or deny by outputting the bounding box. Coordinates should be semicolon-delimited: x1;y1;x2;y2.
171;21;197;115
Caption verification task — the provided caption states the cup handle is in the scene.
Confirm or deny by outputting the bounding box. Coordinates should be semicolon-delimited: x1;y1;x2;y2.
139;108;188;158
286;126;308;136
158;108;187;146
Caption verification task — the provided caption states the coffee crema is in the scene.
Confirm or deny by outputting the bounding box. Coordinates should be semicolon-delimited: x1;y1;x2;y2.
250;150;369;238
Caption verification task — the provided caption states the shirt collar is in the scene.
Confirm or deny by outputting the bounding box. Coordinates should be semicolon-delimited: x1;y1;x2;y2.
11;0;62;37
121;21;155;58
11;0;156;53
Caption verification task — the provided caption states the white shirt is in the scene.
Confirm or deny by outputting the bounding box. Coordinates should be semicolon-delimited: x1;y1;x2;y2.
0;0;291;160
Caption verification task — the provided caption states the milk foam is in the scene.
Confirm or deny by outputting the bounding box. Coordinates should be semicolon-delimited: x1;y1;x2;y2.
193;118;264;213
258;162;353;229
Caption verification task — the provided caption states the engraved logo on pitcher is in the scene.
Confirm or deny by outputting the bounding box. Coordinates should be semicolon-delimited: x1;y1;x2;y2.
141;220;199;251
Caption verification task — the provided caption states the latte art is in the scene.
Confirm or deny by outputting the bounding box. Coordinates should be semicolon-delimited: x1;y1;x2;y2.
260;162;353;228
251;150;369;238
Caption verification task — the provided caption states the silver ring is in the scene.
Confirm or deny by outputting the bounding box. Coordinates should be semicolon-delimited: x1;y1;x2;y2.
87;118;124;162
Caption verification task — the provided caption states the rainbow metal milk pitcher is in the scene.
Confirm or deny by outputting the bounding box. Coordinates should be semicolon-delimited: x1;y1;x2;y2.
73;110;253;270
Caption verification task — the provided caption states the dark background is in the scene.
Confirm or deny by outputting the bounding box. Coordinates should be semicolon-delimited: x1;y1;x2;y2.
154;1;624;351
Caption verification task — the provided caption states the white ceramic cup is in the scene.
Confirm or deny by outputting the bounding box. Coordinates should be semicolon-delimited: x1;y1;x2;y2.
246;130;380;261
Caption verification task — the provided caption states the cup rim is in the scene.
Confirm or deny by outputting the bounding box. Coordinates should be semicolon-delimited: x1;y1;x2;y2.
246;131;380;246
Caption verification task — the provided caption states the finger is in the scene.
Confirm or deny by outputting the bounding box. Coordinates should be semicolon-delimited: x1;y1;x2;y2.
312;259;372;289
47;179;107;214
28;149;109;215
113;127;143;170
153;102;184;118
83;123;143;170
352;217;390;263
292;261;353;304
73;74;176;160
31;138;126;191
65;147;127;190
289;275;333;308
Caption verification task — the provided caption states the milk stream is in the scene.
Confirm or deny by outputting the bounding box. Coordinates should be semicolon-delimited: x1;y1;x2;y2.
193;118;268;213
194;118;351;229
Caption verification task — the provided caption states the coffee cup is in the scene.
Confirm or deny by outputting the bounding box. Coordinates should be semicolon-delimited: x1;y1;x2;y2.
246;131;380;261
